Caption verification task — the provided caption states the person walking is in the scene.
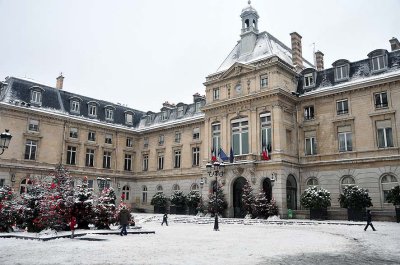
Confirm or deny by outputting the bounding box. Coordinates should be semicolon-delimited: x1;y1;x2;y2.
364;210;376;231
161;213;168;226
119;206;131;236
70;215;77;239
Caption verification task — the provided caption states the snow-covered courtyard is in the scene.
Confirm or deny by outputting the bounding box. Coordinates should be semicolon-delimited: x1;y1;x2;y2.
1;214;399;265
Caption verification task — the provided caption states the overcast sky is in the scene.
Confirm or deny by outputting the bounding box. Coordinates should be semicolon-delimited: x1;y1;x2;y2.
0;0;398;112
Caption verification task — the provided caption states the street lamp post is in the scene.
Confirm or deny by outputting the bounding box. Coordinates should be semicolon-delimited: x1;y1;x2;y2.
97;177;111;192
206;161;225;231
0;129;12;155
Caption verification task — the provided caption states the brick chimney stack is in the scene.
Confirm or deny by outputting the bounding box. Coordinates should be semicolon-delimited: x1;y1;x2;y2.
56;73;64;89
315;50;324;71
389;37;400;51
290;32;303;70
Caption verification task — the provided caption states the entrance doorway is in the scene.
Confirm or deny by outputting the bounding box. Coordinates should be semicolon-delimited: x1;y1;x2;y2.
286;175;297;210
233;177;247;218
263;178;272;201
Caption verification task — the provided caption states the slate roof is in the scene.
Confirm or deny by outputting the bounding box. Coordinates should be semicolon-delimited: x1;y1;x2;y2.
297;49;400;95
216;31;314;73
0;77;144;127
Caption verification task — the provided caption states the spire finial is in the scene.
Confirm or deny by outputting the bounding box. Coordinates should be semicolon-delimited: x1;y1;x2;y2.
248;0;251;5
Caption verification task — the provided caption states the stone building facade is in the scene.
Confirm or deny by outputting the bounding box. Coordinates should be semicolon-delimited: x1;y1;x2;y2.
1;2;400;220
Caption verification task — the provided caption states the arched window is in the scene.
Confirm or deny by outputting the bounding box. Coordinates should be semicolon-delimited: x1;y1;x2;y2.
306;178;319;187
122;185;130;201
341;176;355;193
142;186;148;203
20;178;32;194
381;174;399;203
156;185;163;192
172;184;180;191
191;183;199;191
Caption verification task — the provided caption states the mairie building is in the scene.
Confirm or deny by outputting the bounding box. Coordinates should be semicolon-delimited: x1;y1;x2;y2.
1;2;400;220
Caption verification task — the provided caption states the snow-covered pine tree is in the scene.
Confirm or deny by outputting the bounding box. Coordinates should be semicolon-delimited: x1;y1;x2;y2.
94;187;117;229
241;180;255;217
0;185;17;232
207;186;227;216
73;177;95;229
253;190;269;219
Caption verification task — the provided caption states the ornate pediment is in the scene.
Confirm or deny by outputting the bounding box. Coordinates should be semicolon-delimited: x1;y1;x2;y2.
220;62;256;80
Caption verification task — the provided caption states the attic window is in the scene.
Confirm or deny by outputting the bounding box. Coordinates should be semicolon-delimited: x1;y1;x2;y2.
71;100;80;113
304;73;315;88
125;112;133;125
195;101;201;112
161;111;168;121
177;106;184;117
88;105;97;117
371;55;387;72
335;64;349;81
105;108;114;121
30;90;42;105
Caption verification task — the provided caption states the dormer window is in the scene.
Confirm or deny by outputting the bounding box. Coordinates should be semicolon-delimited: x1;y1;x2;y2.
371;55;387;72
304;73;315;88
105;109;114;121
195;101;201;112
335;64;349;81
88;104;97;117
30;87;43;105
161;111;168;121
71;100;80;113
177;106;184;118
125;112;133;125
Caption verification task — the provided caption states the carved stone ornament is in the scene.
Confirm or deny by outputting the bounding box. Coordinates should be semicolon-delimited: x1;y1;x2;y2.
233;166;244;176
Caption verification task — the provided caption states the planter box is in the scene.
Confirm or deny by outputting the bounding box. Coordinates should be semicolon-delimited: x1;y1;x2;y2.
310;208;328;220
347;208;365;221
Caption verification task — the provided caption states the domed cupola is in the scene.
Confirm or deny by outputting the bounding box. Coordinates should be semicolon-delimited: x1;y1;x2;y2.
240;0;259;55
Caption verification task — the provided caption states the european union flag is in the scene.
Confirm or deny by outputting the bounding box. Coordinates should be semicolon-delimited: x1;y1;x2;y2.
218;148;229;161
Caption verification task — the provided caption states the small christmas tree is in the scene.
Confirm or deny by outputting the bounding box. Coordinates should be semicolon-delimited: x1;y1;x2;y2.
94;187;117;229
207;186;227;216
253;190;269;219
241;180;255;217
187;190;201;209
73;177;95;229
170;191;187;207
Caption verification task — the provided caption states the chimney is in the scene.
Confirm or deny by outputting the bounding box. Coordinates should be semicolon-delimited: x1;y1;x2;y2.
315;50;324;71
56;73;64;89
290;32;303;70
389;37;400;51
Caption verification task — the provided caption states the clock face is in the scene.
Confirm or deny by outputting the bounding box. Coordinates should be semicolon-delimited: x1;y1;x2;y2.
235;84;242;94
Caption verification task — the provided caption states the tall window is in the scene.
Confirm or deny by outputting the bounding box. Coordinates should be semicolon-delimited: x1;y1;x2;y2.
193;127;200;140
232;119;249;155
213;88;220;100
338;126;352;152
175;132;181;143
31;90;42;104
105;134;112;144
142;186;148;203
143;154;149;171
374;92;388;108
85;149;95;167
126;137;133;147
174;150;181;168
158;134;165;145
66;146;77;165
122;186;130;201
304;73;314;87
88;105;97;117
70;128;78;138
381;175;399;203
124;154;132;171
158;153;164;170
377;120;393;148
88;131;96;141
28;119;39;132
105;109;114;121
336;99;349;115
371;55;387;72
192;147;200;166
24;140;37;160
341;176;355;193
212;123;221;151
335;64;349;81
71;100;80;113
260;113;272;151
304;106;314;120
103;151;112;169
20;179;32;194
305;131;317;155
260;74;268;88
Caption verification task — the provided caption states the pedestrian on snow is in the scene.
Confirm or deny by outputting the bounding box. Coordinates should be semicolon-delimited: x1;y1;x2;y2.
119;206;131;236
70;215;77;239
161;213;168;226
364;210;376;231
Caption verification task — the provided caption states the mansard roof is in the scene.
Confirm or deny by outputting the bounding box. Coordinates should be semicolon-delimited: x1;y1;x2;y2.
216;31;314;73
297;49;400;96
0;76;144;127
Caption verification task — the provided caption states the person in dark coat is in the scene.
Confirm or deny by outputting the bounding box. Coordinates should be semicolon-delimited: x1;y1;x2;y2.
119;206;131;236
161;213;168;226
364;210;376;231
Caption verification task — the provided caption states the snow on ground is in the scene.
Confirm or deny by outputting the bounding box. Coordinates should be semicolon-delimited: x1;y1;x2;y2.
1;214;399;265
